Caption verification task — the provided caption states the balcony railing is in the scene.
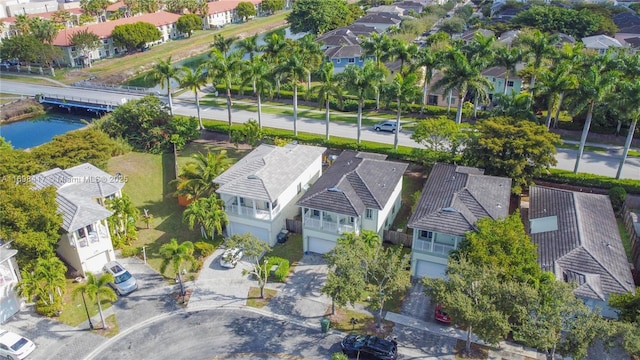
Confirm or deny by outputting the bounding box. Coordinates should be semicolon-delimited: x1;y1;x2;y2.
227;204;272;220
303;216;355;234
414;240;456;256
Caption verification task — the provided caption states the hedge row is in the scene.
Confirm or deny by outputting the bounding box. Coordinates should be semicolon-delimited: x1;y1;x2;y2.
535;169;640;194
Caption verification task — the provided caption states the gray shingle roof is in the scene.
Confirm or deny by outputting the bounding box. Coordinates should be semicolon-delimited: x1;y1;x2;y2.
408;163;511;236
355;13;402;26
529;186;635;300
214;144;326;202
32;163;124;232
325;45;364;59
297;151;407;216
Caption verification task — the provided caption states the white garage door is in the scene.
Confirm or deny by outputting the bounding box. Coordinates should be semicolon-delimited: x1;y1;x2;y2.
231;223;270;244
308;237;336;254
85;251;110;274
415;260;446;279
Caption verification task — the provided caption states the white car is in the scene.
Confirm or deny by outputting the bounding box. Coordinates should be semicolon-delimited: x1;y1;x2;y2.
220;248;243;268
0;330;36;360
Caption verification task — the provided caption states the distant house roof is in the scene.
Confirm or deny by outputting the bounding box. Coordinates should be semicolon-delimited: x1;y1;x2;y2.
482;63;525;80
554;32;576;47
497;30;520;46
2;8;83;23
528;186;635;301
582;34;623;49
459;28;495;43
622;36;640;48
297;151;408;217
32;163;125;232
613;11;640;28
316;33;360;48
394;1;425;14
325;45;364;59
52;11;181;46
207;0;261;15
367;5;405;16
214;144;326;202
618;25;640;35
408;163;511;236
354;13;402;26
106;1;125;12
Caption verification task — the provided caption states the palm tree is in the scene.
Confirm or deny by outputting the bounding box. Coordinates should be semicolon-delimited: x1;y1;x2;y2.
147;56;179;115
313;62;343;140
390;38;418;75
14;270;43;304
179;65;209;130
207;49;243;129
493;46;523;94
237;34;259;61
34;256;66;305
277;51;308;136
613;80;640;179
159;239;195;297
240;56;273;129
341;60;384;145
172;151;232;201
519;29;558;96
106;194;139;238
416;46;439;114
388;73;419;150
569;55;617;173
434;49;492;124
360;32;392;109
262;32;287;98
490;92;536;122
73;272;117;329
183;195;228;239
212;34;236;57
297;34;324;92
463;31;496;65
536;64;578;128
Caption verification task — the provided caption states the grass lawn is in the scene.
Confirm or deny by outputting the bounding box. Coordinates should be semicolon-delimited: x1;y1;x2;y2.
558;142;608;154
329;307;394;338
246;286;278;308
59;279;113;327
107;141;250;277
0;74;64;86
267;233;303;266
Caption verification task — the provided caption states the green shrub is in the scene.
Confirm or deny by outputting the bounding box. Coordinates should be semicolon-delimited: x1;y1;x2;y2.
608;186;627;214
35;298;63;317
332;353;349;360
536;169;640;194
120;245;141;257
194;241;215;258
191;258;204;272
267;257;290;282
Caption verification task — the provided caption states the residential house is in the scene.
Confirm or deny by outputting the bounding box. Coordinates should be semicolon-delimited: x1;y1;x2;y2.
394;1;425;15
32;163;124;276
1;8;83;39
582;34;623;55
0;243;21;324
366;5;406;17
203;0;262;29
483;63;525;100
425;71;460;108
457;28;495;43
214;144;326;246
527;186;635;318
51;11;182;67
497;29;520;46
324;45;374;73
354;13;402;32
408;163;511;278
297;151;408;254
316;24;377;73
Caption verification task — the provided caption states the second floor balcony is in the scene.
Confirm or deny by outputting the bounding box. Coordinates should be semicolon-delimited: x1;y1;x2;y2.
302;209;357;234
227;204;273;221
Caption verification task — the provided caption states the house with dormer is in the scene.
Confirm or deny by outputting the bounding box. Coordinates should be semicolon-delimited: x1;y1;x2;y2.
408;163;511;278
527;186;635;319
214;144;326;246
32;163;124;276
297;151;407;254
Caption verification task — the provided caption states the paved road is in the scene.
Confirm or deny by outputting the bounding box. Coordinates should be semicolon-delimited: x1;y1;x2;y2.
2;80;639;180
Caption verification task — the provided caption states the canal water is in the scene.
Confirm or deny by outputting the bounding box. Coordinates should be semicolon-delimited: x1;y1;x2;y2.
0;112;95;149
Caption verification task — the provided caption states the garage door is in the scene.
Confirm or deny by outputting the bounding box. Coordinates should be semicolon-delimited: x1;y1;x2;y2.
415;260;446;279
85;251;110;274
231;223;270;244
308;237;336;254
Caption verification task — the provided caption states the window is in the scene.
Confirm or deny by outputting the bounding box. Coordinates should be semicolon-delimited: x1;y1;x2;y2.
420;230;433;240
297;183;302;194
272;199;278;209
103;39;109;45
392;204;396;214
312;209;320;217
507;80;514;87
365;209;373;219
348;58;355;63
336;58;341;63
77;227;87;239
71;46;76;52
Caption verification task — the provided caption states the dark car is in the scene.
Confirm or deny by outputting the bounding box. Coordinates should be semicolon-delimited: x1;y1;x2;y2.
341;334;397;360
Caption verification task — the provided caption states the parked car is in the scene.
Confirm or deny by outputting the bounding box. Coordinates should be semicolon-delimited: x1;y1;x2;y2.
220;248;243;268
373;121;400;133
276;229;290;244
0;329;36;360
435;303;451;324
103;261;138;296
341;334;397;360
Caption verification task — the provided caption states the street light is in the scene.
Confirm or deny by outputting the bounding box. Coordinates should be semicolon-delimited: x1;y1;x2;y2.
80;291;94;330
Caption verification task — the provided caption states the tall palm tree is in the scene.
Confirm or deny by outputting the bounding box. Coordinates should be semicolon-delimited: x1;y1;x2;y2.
536;64;578;128
147;56;179;115
237;34;259;60
179;65;209;130
183;195;228;239
519;29;558;96
73;272;116;329
388;73;419;150
261;32;287;98
159;239;195;297
277;50;308;136
493;46;523;94
341;60;384;145
490;92;536;122
434;49;492;124
297;34;324;92
313;62;342;140
360;32;392;110
34;256;66;305
390;38;418;75
207;49;243;129
416;46;440;114
569;55;617;173
14;270;42;305
172;151;232;201
463;31;496;65
613;80;640;179
212;34;236;57
240;56;273;129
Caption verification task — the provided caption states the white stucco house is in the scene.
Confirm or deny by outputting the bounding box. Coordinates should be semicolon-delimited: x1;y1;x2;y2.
0;244;21;323
214;144;326;246
32;163;124;276
297;151;408;254
408;163;511;278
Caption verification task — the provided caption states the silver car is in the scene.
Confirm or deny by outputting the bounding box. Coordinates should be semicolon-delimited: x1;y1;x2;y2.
374;121;400;133
220;248;243;268
103;261;138;296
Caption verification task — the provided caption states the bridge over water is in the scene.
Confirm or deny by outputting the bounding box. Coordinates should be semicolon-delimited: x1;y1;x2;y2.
37;94;124;113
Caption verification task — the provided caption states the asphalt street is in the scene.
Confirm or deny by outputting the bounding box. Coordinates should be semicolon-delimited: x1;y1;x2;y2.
1;80;639;180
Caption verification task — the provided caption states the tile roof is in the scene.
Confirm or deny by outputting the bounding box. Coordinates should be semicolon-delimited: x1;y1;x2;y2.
2;8;84;23
408;163;511;236
52;11;181;46
355;13;402;26
106;1;126;12
214;144;326;202
528;186;635;301
460;29;495;42
207;0;261;15
32;163;125;232
317;34;361;47
324;45;364;59
482;63;525;79
582;34;623;49
618;25;640;35
297;151;407;217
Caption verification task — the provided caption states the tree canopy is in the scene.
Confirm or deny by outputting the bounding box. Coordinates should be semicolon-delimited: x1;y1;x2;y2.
511;5;617;38
261;0;285;14
287;0;362;35
236;2;257;22
176;14;202;37
111;22;161;52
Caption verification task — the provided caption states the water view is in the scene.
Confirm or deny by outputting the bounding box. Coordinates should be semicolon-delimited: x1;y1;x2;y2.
0;113;92;149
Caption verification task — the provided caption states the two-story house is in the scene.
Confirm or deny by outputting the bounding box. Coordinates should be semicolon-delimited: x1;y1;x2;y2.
203;0;263;29
582;34;623;55
408;163;511;278
214;144;326;246
297;151;408;254
528;186;635;319
0;243;21;323
32;163;124;275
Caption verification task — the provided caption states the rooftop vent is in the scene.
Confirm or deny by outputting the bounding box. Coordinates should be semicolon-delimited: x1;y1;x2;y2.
247;175;260;180
327;187;342;193
441;207;458;212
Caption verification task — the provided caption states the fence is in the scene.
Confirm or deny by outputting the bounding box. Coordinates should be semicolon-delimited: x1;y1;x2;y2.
286;219;302;234
383;230;412;248
71;80;157;95
622;202;640;285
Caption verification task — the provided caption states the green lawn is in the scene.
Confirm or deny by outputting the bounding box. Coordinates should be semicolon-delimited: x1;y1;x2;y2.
267;233;303;266
59;279;113;327
618;217;632;261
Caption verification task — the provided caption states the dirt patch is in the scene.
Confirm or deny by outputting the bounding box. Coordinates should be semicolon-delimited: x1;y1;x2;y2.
454;339;490;359
171;288;193;306
0;98;45;122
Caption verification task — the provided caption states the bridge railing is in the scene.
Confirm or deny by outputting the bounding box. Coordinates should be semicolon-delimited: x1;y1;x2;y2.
71;80;158;95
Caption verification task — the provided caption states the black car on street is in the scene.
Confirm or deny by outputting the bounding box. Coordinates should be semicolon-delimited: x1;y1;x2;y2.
341;334;398;360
